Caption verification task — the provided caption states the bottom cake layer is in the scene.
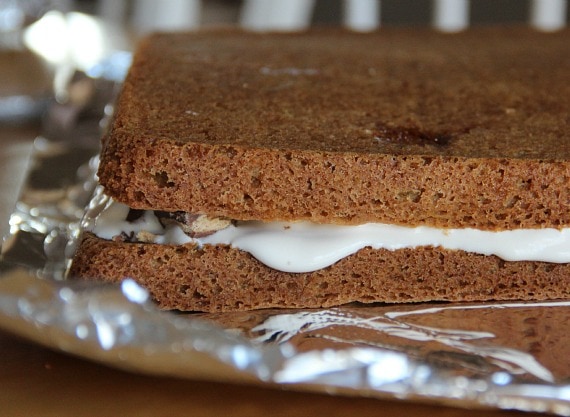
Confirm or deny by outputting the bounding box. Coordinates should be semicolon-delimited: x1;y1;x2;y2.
69;232;570;312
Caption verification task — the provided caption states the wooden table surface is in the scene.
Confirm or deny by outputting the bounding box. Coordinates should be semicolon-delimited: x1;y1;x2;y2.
0;329;536;417
0;49;552;416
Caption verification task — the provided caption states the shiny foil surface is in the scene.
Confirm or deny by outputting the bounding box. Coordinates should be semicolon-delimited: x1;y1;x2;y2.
1;66;570;416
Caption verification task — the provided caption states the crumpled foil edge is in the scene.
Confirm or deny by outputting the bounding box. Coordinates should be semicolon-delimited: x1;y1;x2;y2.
1;267;569;415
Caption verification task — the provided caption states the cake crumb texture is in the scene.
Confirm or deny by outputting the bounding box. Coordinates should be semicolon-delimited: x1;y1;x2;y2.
70;233;570;312
99;28;570;229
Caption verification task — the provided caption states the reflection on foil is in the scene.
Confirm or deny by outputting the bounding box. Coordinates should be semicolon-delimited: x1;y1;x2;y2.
2;267;570;415
0;269;287;382
247;305;565;383
1;60;570;416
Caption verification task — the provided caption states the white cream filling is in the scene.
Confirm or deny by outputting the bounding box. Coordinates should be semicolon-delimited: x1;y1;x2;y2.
88;196;570;273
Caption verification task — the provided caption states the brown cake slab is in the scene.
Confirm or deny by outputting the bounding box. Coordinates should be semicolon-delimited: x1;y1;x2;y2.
98;27;570;229
70;27;570;311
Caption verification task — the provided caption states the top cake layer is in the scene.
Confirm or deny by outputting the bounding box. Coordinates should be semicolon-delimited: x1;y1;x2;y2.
99;28;570;229
105;27;570;157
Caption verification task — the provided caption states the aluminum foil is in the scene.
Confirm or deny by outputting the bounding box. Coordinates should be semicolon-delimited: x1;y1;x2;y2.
1;67;570;416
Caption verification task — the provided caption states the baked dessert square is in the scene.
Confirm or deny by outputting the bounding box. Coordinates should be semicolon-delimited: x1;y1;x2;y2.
70;28;570;312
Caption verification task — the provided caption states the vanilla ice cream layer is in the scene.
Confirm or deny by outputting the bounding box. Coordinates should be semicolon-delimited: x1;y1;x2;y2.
87;196;570;273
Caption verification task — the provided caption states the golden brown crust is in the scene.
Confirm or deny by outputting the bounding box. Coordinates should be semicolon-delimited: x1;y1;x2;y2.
98;27;570;229
70;233;570;312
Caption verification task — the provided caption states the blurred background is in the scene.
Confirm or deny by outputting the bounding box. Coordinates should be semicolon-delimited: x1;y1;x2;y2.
1;0;569;123
67;0;570;30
